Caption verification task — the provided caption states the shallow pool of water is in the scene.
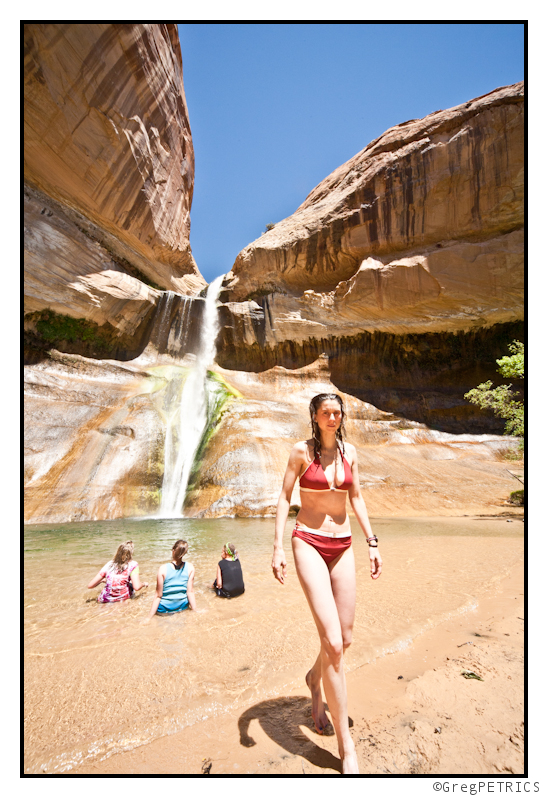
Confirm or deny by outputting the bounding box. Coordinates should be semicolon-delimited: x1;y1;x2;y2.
24;515;523;773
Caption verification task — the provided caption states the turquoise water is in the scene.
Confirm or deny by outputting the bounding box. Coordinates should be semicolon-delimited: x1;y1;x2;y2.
24;516;523;773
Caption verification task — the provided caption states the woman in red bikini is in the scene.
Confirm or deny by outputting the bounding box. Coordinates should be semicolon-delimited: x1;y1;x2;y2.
272;393;382;775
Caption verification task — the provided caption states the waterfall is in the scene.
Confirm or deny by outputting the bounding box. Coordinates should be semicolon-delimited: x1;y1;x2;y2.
147;290;194;357
158;275;224;518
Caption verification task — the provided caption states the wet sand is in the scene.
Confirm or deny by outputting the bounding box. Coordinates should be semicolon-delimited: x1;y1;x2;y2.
65;519;525;776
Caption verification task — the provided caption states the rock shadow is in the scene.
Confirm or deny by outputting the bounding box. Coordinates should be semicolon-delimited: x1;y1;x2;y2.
238;695;353;773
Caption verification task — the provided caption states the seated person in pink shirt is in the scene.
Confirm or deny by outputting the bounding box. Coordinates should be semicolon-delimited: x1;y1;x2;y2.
88;540;148;603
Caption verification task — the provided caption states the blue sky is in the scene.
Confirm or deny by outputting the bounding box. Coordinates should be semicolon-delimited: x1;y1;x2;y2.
177;23;525;284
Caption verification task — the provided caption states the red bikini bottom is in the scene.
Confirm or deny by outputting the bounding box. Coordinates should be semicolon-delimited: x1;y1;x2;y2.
292;528;352;565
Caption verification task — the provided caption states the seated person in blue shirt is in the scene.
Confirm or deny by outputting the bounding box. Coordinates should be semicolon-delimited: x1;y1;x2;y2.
148;539;196;618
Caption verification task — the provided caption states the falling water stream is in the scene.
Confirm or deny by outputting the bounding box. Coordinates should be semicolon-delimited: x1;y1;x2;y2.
158;275;224;517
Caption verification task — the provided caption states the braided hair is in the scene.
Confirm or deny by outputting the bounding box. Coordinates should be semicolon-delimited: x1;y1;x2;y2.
309;393;346;460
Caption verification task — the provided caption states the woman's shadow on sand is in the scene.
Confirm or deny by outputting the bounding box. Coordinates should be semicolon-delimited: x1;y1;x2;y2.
238;696;353;773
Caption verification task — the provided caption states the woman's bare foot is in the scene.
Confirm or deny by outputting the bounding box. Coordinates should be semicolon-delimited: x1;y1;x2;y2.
305;669;330;734
340;741;360;774
339;743;360;776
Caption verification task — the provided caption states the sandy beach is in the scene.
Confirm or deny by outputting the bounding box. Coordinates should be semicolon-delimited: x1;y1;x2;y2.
68;524;524;776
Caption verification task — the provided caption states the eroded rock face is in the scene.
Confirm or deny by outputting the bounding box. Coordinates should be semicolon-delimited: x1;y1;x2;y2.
183;356;520;519
24;187;161;342
23;352;520;524
217;316;524;434
24;22;205;336
222;83;524;338
23;68;524;525
216;83;524;432
24;352;167;523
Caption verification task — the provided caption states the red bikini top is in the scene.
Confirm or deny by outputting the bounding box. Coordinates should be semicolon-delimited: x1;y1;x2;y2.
299;449;353;492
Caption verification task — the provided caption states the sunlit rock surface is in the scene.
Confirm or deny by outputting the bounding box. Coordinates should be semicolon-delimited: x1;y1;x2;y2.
222;82;524;338
176;356;521;520
23;65;523;524
24;350;520;524
217;83;523;433
24;352;166;523
24;188;161;338
24;22;205;341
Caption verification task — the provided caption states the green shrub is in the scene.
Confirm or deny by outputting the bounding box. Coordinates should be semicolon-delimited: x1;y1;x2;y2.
509;489;524;506
465;340;524;442
36;312;102;343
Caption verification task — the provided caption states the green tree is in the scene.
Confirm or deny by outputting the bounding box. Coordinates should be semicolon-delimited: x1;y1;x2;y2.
464;341;524;440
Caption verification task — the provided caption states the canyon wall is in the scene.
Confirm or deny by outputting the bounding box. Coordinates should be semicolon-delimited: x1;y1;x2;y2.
184;355;520;520
24;23;205;364
24;350;520;524
24;53;524;523
24;352;166;523
223;82;523;309
218;83;524;432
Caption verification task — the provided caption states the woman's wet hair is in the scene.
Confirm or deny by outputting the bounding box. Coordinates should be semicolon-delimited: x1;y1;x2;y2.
111;541;134;572
223;543;238;560
172;539;189;563
309;393;346;459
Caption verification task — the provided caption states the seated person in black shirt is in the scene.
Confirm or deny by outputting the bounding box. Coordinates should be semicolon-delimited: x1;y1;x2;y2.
211;543;245;598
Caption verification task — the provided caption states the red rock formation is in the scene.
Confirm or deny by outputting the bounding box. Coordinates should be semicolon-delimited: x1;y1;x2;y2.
24;23;205;340
223;82;524;337
23;351;520;524
23;65;525;524
216;83;524;435
183;356;521;520
24;352;167;523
